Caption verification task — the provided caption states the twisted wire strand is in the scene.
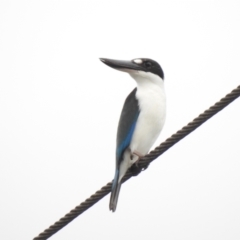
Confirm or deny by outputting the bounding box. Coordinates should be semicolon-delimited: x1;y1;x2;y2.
33;85;240;240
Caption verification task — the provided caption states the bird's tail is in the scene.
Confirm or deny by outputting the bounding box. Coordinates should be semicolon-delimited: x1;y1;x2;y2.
109;170;122;212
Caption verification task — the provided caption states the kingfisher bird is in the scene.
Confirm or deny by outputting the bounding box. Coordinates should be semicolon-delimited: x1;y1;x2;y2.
100;58;166;212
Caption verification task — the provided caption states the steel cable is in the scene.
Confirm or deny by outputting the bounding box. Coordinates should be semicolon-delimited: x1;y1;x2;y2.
33;85;240;240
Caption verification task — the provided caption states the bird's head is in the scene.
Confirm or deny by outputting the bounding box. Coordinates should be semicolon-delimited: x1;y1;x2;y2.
100;58;164;85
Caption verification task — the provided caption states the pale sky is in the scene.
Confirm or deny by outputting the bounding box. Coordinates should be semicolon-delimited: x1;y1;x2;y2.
0;1;240;240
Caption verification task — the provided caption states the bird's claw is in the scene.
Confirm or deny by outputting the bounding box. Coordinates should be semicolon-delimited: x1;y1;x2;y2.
130;151;149;176
130;160;150;176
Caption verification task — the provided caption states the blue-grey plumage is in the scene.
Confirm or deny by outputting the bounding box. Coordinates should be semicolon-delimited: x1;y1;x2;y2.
110;88;139;211
100;58;166;212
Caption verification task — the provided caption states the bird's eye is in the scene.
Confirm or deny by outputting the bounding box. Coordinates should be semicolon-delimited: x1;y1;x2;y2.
144;61;152;68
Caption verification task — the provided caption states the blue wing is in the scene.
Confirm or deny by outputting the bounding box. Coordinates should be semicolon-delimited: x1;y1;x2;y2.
110;88;140;211
116;88;140;164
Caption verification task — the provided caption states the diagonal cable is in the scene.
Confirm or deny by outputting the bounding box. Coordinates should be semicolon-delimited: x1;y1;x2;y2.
33;85;240;240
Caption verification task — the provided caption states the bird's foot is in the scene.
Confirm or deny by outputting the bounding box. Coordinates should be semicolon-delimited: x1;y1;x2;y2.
130;151;149;176
132;151;143;158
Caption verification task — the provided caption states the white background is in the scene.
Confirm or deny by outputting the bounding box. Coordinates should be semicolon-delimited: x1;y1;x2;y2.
0;1;240;239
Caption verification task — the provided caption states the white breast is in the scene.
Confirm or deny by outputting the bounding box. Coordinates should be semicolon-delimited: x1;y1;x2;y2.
129;71;166;157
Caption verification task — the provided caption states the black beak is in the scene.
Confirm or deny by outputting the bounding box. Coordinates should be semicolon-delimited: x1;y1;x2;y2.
100;58;142;72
